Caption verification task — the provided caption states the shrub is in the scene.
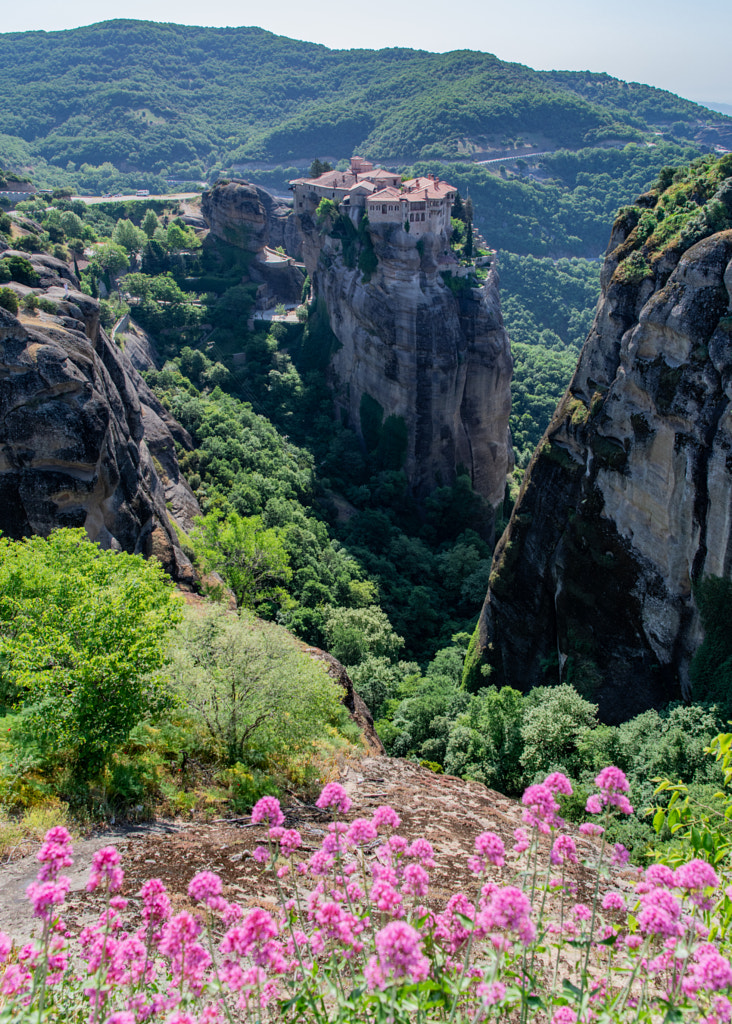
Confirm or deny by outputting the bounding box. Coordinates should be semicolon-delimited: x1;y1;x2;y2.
0;287;18;314
0;529;182;787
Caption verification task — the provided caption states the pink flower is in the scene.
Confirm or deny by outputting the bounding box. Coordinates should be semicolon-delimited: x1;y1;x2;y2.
365;921;429;990
402;862;429;898
477;981;506;1005
602;892;626;912
252;846;269;864
277;829;302;856
544;772;573;796
550;835;578;866
474;831;505;868
638;888;683;938
645;864;675;888
372;805;401;830
684;944;732;994
86;846;124;893
585;794;602;815
26;878;69;920
480;885;535;945
579;822;604;836
347;818;378;845
572;903;591;921
188;871;222;902
316;782;352;814
0;933;12;964
251;796;284;827
592;766;633;814
551;1009;577;1024
513;828;530;853
611;843;630;866
36;827;73;882
674;859;719;892
522;783;561;833
406;838;435;866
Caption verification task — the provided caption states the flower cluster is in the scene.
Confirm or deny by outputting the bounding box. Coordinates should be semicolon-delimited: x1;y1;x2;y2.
1;766;731;1024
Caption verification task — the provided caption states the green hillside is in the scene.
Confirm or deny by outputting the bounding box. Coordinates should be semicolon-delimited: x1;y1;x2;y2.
0;19;728;182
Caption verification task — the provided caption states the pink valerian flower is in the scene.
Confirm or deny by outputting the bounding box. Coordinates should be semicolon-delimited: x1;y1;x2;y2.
158;910;211;992
713;995;732;1023
26;877;70;921
645;864;675;888
406;838;435;867
585;794;603;815
36;826;73;882
276;828;302;856
544;772;573;796
638;888;683;938
86;847;124;893
402;862;429;898
188;871;222;903
522;783;561;834
579;822;604;837
550;835;578;866
572;903;591;922
251;795;284;827
480;885;535;945
551;1007;578;1024
590;766;634;815
434;893;476;954
347;818;378;845
252;846;269;865
364;921;430;990
473;831;505;868
221;907;279;962
0;932;12;964
371;879;403;915
513;828;530;853
372;805;401;831
307;849;334;877
611;843;630;866
602;892;626;912
322;821;349;856
139;878;170;941
477;980;506;1005
683;944;732;995
674;859;720;908
316;782;352;814
105;1012;135;1024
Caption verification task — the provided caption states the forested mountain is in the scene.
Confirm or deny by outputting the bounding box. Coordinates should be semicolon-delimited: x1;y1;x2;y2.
0;19;728;182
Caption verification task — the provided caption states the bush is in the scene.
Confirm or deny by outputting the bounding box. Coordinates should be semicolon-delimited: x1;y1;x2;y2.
0;287;18;314
0;529;182;788
169;605;357;782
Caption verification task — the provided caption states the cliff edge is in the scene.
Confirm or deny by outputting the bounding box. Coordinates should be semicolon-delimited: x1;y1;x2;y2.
466;157;732;722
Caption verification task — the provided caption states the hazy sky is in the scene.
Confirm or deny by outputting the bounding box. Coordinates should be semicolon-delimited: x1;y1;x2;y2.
4;0;731;108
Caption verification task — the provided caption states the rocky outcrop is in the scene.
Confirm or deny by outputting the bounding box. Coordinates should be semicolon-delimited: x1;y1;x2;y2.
301;646;384;754
201;179;302;258
0;286;200;583
468;223;732;723
298;211;513;507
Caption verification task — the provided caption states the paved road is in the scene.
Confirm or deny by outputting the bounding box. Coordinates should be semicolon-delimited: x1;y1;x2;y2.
71;192;201;204
475;150;553;165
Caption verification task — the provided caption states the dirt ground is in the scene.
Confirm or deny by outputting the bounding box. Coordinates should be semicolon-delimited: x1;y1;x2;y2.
0;756;637;943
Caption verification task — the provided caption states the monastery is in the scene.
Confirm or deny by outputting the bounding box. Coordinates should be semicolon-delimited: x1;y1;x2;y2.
290;157;457;238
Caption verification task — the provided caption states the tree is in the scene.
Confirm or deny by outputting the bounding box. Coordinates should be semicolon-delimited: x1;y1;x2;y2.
190;511;292;611
113;218;147;254
321;604;404;667
0;287;19;315
141;208;159;238
309;158;334;178
0;529;182;781
169;605;348;767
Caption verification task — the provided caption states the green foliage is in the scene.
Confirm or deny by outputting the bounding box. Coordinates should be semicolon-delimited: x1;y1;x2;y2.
444;685;525;794
1;254;39;286
190;511;292;613
0;529;182;784
519;684;599;781
0;288;18;315
321;605;404;667
169;606;354;779
689;575;732;715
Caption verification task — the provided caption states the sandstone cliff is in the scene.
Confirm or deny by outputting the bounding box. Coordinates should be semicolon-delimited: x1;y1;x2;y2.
297;208;513;508
0;262;199;582
467;170;732;721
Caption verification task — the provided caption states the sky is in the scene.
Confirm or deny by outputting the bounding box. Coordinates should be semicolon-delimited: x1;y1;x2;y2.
3;0;731;109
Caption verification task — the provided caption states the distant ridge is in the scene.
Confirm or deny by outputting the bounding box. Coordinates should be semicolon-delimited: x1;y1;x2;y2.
0;20;728;178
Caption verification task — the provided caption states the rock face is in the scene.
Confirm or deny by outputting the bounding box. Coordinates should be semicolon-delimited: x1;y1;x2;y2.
201;179;302;257
0;285;200;583
468;224;732;722
298;210;513;507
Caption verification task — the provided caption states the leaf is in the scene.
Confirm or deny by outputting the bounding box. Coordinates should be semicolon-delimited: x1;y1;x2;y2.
653;807;666;832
